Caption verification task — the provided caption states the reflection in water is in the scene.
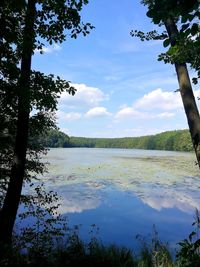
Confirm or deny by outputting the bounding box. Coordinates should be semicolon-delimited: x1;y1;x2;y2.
39;148;200;249
57;184;101;214
127;179;200;213
141;190;199;213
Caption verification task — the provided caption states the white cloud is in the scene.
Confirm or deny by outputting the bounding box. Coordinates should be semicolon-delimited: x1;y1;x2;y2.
115;107;141;119
114;88;200;122
85;107;112;118
59;83;108;109
35;44;62;54
134;88;182;111
133;88;200;112
156;112;174;118
115;107;174;120
57;110;82;121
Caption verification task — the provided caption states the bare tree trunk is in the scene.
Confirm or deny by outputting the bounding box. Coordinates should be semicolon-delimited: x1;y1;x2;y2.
164;17;200;167
0;0;36;247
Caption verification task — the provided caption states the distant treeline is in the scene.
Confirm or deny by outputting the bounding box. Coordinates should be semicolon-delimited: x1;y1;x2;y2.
42;129;193;151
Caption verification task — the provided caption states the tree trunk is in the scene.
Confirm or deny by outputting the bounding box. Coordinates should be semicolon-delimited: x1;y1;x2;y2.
0;0;36;247
164;17;200;167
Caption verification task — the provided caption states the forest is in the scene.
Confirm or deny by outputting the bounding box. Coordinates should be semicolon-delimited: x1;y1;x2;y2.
44;129;193;151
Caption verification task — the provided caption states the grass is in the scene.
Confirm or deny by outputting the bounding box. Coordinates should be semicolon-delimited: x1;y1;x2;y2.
1;223;200;267
0;227;175;267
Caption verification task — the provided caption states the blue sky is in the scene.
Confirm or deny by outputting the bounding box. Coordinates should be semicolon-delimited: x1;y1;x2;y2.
32;0;200;138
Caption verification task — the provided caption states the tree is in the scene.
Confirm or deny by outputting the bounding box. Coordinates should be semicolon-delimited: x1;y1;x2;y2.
40;129;70;148
131;0;200;166
0;0;93;247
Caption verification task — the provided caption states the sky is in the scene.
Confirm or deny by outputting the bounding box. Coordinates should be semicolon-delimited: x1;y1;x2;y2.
32;0;200;138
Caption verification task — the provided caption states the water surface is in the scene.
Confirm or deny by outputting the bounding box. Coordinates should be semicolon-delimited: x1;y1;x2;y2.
40;148;200;250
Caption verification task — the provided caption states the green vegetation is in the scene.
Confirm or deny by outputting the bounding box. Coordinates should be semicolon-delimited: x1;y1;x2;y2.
1;0;200;266
132;0;200;165
176;209;200;267
1;204;199;267
44;129;193;152
41;129;70;148
0;0;93;246
0;242;173;267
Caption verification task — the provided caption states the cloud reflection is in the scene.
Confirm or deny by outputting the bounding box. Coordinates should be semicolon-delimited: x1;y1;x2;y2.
56;184;102;214
121;178;200;213
140;190;199;213
44;148;200;215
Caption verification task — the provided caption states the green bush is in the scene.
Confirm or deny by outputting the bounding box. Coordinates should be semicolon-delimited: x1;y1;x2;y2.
176;209;200;267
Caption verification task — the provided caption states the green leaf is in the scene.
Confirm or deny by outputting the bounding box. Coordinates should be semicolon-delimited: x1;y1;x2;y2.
189;231;196;241
153;16;161;24
191;23;199;36
146;9;154;18
181;23;190;32
192;78;198;84
181;15;188;23
188;14;194;22
163;38;170;47
194;239;200;249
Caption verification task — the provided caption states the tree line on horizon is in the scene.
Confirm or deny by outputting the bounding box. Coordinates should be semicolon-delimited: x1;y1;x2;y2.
43;129;193;152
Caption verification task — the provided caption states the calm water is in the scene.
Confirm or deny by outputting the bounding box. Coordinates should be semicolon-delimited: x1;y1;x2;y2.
36;148;200;250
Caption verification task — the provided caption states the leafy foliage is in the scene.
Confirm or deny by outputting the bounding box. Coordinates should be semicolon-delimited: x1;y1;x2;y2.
0;0;94;245
0;73;75;206
41;129;70;148
132;0;200;83
15;183;67;257
136;226;174;267
176;209;200;267
0;0;93;193
43;129;193;152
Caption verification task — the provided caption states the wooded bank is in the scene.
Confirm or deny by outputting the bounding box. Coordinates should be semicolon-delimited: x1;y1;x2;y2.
43;129;193;152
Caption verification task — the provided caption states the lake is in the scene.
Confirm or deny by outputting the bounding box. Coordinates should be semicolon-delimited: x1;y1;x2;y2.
37;148;200;251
